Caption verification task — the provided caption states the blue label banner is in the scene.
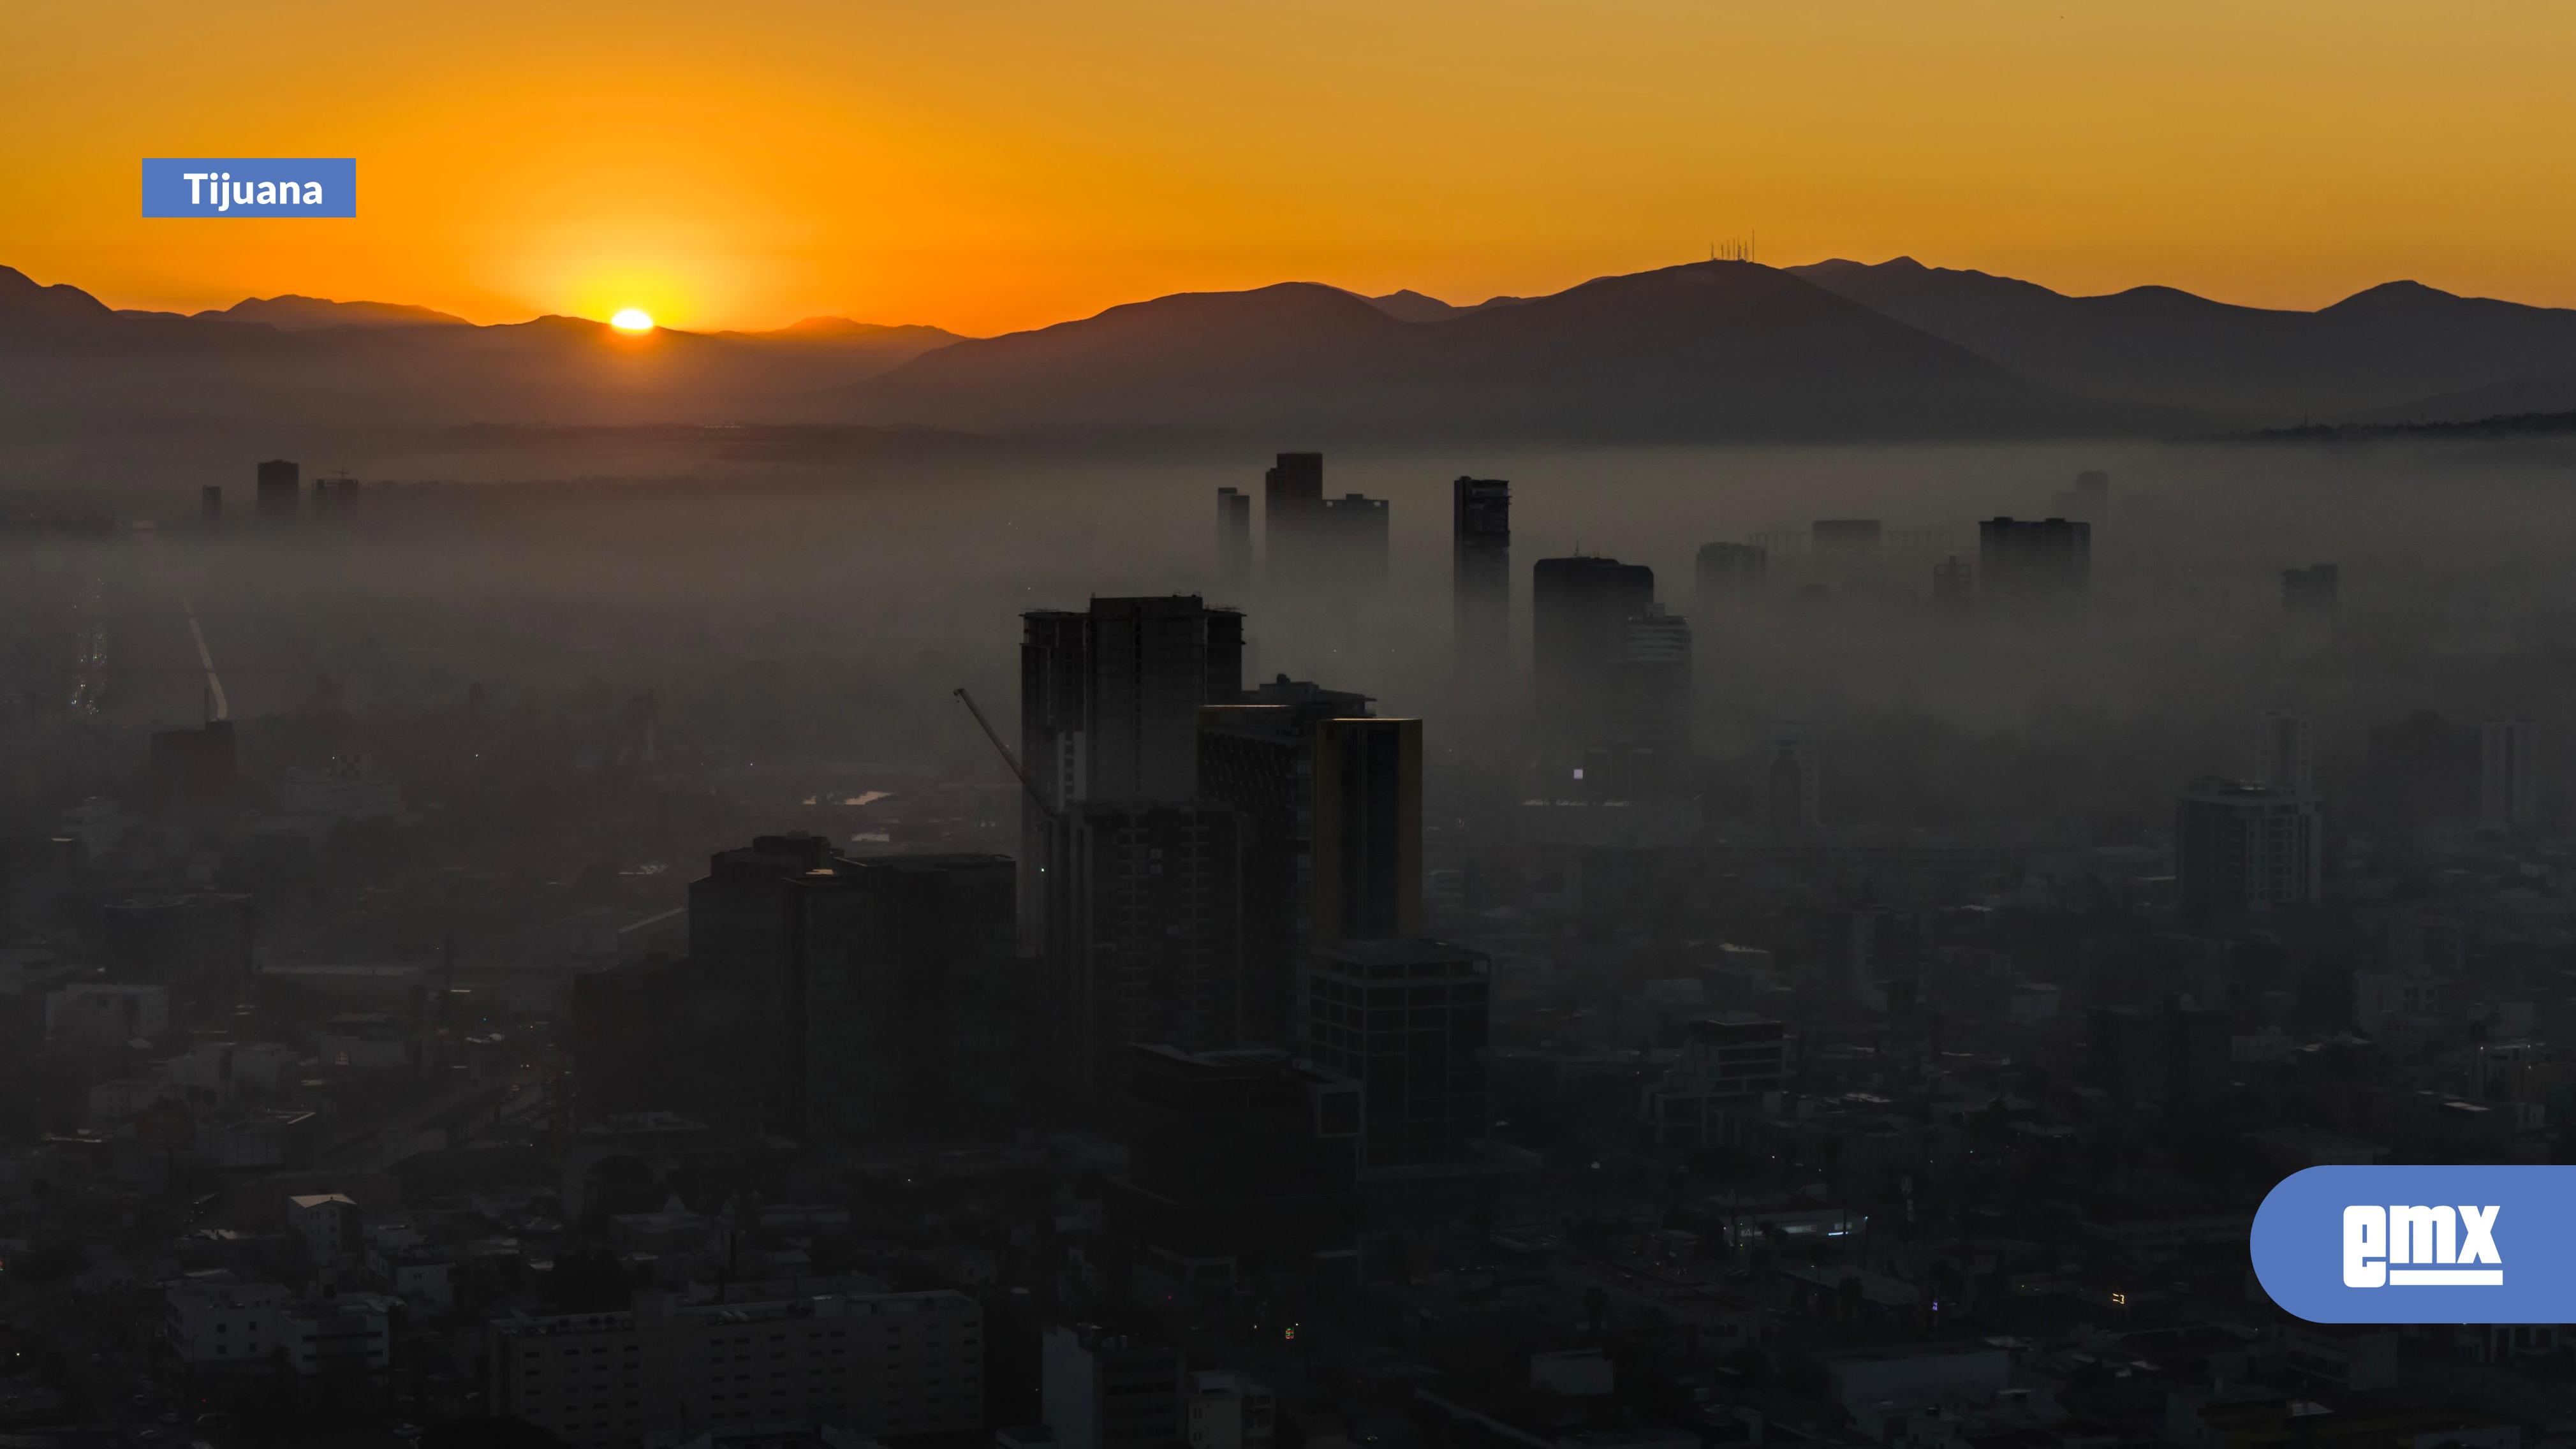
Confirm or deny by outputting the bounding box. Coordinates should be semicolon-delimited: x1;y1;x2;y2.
143;158;355;217
2252;1165;2576;1323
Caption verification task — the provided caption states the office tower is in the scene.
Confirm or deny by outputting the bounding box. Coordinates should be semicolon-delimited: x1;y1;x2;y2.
1978;517;2091;617
1452;477;1511;665
1643;1013;1788;1146
1216;487;1252;580
1811;519;1883;555
2175;779;2321;922
200;485;221;525
1316;492;1390;587
1020;597;1245;952
1263;452;1325;580
1607;605;1691;788
1187;1373;1279;1449
1766;737;1820;835
1838;905;1924;1012
1198;680;1418;1042
1108;1043;1362;1280
1531;556;1654;742
1043;1324;1185;1449
2257;709;2315;796
1065;802;1244;1096
2480;718;2541;833
686;835;1023;1138
1695;541;1767;611
2283;564;2339;623
256;458;299;519
1931;554;1974;615
1305;939;1489;1172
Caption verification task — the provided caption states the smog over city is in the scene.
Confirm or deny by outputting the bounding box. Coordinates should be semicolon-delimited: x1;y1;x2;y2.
10;5;2576;1447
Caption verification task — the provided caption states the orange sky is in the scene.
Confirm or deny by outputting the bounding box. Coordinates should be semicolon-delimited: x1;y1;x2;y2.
10;0;2576;335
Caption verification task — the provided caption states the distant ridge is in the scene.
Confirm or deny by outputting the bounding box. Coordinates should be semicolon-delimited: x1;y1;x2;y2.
1790;256;2576;421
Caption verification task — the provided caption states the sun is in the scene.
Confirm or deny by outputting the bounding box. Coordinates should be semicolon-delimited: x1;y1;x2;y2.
610;307;655;334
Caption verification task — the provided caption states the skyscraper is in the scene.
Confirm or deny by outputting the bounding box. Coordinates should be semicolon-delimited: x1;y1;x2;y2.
256;459;300;520
1216;488;1253;580
2283;564;2339;631
2175;779;2321;923
2480;718;2541;833
1303;939;1489;1173
1019;597;1248;1071
1065;802;1245;1096
1978;517;2091;617
1766;737;1820;835
1931;555;1975;616
2256;709;2315;797
200;485;221;526
1607;604;1692;790
1200;680;1421;1043
1452;477;1510;668
1532;556;1654;743
1315;492;1390;587
1694;541;1765;612
1263;453;1324;581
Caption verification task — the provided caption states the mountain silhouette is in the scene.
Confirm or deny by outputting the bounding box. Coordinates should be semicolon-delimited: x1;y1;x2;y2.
841;262;2147;440
1790;256;2576;420
0;267;965;429
202;294;473;330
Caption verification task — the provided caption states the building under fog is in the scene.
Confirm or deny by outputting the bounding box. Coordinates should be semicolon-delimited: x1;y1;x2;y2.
2175;779;2320;922
2480;717;2541;833
1978;517;2090;617
1452;477;1510;670
1532;555;1654;745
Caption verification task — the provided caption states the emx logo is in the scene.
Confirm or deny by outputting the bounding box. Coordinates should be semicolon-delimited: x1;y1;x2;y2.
2342;1205;2501;1287
2253;1166;2570;1322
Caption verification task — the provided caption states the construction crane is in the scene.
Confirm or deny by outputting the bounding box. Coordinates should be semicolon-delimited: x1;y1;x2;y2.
953;687;1058;819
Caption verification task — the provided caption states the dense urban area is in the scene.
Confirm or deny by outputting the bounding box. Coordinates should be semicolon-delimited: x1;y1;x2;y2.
0;448;2561;1449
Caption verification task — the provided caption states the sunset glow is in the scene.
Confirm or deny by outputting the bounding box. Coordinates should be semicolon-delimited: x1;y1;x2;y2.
13;1;2576;331
610;308;655;334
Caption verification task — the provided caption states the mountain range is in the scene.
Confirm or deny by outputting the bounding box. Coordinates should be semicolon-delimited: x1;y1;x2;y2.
8;256;2576;441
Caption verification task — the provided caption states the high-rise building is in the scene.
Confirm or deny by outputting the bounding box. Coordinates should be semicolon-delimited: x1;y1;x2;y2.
1020;597;1245;953
1453;477;1511;667
200;485;221;525
1838;905;1924;1013
1931;555;1974;616
1766;737;1820;835
1108;1044;1362;1279
1532;556;1654;742
1198;677;1380;1041
256;459;299;519
1065;802;1245;1098
2175;779;2321;922
1304;939;1489;1172
1607;605;1692;790
2480;718;2541;833
1043;1324;1185;1449
1694;541;1766;611
685;836;1024;1139
1978;517;2091;616
1216;488;1252;580
1262;452;1325;580
2283;564;2339;622
1316;492;1390;587
2257;709;2315;797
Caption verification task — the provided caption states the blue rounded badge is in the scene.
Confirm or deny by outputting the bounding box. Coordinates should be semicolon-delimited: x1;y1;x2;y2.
2252;1165;2576;1323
